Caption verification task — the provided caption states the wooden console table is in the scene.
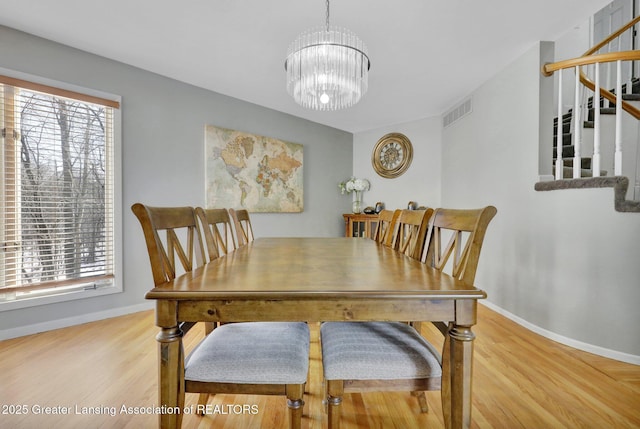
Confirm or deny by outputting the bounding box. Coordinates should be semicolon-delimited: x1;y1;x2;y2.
343;213;379;238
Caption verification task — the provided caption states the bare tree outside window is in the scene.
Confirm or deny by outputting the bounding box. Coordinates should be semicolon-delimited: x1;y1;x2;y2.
11;89;109;286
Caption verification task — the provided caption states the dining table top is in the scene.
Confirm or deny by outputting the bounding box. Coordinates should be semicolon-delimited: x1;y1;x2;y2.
145;237;487;301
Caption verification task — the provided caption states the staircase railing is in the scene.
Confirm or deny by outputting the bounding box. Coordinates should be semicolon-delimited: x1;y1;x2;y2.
541;15;640;191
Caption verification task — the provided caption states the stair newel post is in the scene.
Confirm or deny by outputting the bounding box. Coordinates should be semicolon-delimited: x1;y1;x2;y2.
573;67;582;179
614;59;623;176
593;62;601;177
556;69;564;180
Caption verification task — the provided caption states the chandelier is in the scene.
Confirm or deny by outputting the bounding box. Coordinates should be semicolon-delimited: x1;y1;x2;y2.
285;0;371;111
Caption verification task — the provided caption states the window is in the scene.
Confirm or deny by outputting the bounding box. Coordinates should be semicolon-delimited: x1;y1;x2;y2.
1;73;121;307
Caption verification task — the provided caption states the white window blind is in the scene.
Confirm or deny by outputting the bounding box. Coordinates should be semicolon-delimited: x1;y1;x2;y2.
1;75;119;300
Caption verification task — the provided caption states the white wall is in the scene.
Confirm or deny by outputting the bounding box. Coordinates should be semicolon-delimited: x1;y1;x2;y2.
352;117;442;210
442;42;640;361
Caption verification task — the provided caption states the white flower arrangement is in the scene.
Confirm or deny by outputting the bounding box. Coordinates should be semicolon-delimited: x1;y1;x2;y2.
338;177;370;194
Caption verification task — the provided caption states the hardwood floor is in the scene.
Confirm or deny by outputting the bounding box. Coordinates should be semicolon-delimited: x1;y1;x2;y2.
1;304;639;428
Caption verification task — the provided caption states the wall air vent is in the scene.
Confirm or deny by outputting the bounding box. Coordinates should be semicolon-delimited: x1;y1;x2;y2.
443;97;472;128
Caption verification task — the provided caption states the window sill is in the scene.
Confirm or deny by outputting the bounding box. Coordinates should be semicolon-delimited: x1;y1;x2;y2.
0;283;122;312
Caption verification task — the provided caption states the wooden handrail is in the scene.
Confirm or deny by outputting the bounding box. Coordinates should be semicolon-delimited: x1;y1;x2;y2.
542;51;640;76
541;15;640;120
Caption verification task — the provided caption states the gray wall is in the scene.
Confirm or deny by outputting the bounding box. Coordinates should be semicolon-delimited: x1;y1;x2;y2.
0;25;353;333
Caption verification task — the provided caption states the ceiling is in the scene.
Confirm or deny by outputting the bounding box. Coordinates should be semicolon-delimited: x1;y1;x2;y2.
0;0;612;133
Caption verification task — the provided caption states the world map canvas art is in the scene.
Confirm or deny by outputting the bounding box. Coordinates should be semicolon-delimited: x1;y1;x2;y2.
205;125;304;212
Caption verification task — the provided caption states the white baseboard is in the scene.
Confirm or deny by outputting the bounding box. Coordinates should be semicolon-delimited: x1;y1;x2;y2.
481;301;640;365
0;302;155;341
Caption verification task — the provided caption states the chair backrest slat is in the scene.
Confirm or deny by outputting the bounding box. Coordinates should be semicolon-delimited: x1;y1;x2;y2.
132;204;205;286
196;207;237;261
421;206;497;285
391;209;433;259
229;208;255;247
373;209;400;247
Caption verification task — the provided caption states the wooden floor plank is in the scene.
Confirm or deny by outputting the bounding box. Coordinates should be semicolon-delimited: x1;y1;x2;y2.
1;305;639;428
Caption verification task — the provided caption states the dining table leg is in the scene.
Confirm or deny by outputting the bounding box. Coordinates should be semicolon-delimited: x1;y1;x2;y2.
156;326;185;429
442;299;477;429
448;324;475;429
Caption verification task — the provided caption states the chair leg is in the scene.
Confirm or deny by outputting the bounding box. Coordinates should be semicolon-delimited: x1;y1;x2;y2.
203;322;216;335
286;384;305;429
326;380;344;429
409;321;428;413
411;391;429;413
322;380;328;414
196;393;209;415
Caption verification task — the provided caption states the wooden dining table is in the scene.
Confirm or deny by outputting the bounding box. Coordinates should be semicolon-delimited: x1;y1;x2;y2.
145;237;487;429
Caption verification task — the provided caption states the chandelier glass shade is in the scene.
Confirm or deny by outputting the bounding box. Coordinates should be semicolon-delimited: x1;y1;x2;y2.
285;25;370;111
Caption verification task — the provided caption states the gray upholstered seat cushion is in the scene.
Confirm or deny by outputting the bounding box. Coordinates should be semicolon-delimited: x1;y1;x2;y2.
320;321;442;381
185;322;310;384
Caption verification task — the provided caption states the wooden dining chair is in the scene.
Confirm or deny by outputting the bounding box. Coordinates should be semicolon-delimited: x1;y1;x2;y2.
229;208;255;247
195;207;237;261
132;203;310;429
391;208;434;259
195;207;238;334
320;206;497;429
372;209;400;247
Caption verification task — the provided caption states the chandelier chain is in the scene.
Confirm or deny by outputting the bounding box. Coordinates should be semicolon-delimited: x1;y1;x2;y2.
325;0;330;32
